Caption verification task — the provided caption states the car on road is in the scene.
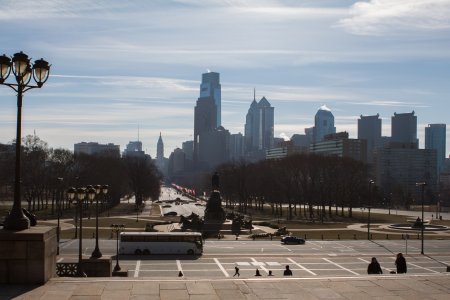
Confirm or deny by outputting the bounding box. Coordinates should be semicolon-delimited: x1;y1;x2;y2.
281;236;305;245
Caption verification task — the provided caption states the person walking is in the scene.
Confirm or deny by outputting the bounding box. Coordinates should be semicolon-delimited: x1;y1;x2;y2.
367;257;383;274
395;253;407;274
255;269;261;276
233;266;240;277
283;265;292;276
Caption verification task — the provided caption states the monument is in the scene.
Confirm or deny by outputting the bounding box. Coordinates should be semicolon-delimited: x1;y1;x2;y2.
204;172;225;222
201;172;226;235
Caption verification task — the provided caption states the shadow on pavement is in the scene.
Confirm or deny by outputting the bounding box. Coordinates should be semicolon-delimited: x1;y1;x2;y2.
0;284;41;299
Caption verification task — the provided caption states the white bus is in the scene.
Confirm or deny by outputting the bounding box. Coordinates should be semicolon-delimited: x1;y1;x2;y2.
119;232;203;255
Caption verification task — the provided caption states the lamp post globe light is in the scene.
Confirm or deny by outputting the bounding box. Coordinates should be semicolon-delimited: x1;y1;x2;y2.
111;224;125;272
0;52;50;230
416;182;427;255
90;184;108;258
67;186;95;276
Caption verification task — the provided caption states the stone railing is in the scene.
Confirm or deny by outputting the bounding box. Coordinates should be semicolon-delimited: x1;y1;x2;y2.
56;262;78;277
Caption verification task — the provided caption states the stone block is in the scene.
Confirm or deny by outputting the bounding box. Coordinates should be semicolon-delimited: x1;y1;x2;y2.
82;257;112;277
0;226;57;284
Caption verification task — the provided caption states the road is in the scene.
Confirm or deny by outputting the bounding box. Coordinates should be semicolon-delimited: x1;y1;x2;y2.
59;239;450;278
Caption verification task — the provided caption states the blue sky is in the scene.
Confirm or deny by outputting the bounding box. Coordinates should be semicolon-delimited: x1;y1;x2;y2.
1;0;449;158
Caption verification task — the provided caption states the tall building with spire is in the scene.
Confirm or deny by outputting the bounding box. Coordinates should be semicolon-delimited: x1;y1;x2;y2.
244;91;274;155
157;132;164;160
155;133;167;177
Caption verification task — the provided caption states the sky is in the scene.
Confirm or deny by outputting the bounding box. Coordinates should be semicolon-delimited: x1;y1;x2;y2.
0;0;449;158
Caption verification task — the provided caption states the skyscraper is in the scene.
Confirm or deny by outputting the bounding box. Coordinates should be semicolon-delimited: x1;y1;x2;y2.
155;133;168;177
182;140;194;161
157;132;164;160
391;111;418;147
358;114;382;163
244;96;274;154
313;105;336;143
123;141;145;157
193;96;217;167
425;124;446;177
193;72;221;169
200;72;221;127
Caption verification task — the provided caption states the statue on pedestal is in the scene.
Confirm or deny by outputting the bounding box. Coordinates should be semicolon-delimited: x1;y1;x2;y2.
204;172;225;222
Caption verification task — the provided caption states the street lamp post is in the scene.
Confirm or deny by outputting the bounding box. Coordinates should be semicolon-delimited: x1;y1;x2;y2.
56;177;63;255
91;184;108;258
67;186;96;276
111;224;125;272
416;182;427;255
0;52;50;230
367;179;374;240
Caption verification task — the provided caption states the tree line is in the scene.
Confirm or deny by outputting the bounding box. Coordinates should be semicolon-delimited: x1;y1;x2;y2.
0;135;162;217
211;153;377;221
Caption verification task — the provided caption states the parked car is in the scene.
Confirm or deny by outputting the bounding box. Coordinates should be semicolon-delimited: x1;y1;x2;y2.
281;236;305;245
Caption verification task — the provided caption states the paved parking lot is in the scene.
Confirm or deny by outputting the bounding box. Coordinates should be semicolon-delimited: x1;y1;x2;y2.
120;255;450;278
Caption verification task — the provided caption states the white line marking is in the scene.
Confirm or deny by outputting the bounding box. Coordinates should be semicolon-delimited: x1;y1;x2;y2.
214;258;229;277
237;262;250;266
408;262;440;273
266;262;281;266
60;239;77;249
134;260;141;278
279;245;292;252
323;258;359;275
251;258;268;274
176;260;183;275
287;258;316;276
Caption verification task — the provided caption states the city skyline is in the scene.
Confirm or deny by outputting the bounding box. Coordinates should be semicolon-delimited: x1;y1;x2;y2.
1;0;449;158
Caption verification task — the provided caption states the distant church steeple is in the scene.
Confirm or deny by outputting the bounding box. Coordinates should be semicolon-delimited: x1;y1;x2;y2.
157;132;164;160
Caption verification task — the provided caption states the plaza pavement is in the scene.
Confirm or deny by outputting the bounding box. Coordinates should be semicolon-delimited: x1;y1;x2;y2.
1;273;450;300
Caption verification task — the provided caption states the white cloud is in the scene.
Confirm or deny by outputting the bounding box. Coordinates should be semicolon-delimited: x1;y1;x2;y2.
279;132;290;141
338;0;450;36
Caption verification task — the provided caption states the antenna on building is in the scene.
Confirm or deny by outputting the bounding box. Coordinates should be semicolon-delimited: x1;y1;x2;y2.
253;88;256;101
137;124;140;142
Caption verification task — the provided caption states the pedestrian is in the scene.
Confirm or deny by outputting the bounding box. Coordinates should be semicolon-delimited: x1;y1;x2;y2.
367;257;383;274
255;269;261;276
395;253;407;274
233;266;240;277
283;265;292;276
268;270;273;276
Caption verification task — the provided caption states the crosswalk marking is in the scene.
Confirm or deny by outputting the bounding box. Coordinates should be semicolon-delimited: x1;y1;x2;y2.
117;255;446;279
407;262;440;273
176;260;183;275
251;258;269;274
214;258;230;277
134;260;141;278
323;258;359;275
287;258;317;276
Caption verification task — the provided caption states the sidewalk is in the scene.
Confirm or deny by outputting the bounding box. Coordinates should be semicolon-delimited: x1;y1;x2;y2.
1;274;449;299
